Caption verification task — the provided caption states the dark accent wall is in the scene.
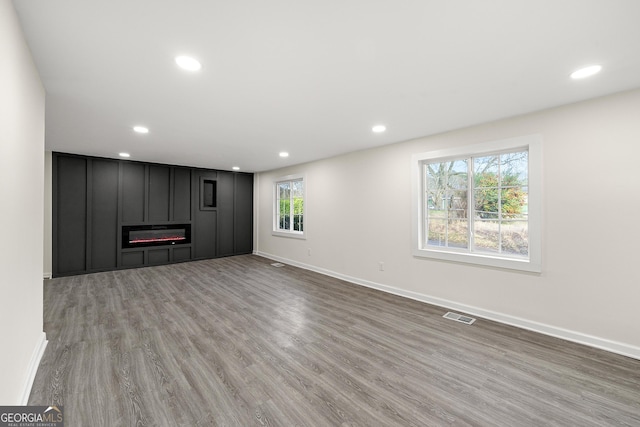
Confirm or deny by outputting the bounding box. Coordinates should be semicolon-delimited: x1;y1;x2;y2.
52;152;253;277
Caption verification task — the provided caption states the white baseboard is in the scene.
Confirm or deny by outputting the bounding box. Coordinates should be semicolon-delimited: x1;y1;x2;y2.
20;332;48;405
43;272;52;280
254;251;640;361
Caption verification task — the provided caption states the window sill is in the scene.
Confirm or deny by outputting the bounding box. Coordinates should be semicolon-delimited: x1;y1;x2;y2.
272;230;306;240
413;247;540;273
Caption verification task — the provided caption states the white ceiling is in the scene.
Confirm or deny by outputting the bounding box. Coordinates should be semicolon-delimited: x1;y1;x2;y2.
13;0;640;172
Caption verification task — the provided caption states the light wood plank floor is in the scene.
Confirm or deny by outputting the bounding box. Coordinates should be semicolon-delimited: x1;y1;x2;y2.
30;255;640;426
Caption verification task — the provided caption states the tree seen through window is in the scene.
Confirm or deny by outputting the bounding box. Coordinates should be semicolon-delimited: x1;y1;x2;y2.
425;149;528;256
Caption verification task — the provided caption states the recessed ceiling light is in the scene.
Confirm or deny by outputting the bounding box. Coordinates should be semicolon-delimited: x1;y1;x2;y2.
279;152;289;158
119;152;131;158
570;65;602;79
372;125;386;133
175;55;202;71
232;166;240;171
133;126;149;134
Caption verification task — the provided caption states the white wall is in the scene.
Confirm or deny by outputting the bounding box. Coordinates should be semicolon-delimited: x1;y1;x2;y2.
256;88;640;358
0;0;47;404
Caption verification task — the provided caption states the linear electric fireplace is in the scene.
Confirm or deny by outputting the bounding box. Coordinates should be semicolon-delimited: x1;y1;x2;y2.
122;224;191;248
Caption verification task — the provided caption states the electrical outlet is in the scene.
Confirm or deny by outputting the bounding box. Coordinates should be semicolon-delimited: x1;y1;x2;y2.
307;248;312;256
379;262;384;271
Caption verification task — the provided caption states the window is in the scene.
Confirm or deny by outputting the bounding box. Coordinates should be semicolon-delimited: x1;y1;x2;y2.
412;135;541;272
273;175;305;238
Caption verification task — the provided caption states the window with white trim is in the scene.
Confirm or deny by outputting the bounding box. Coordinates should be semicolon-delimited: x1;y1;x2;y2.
273;175;305;238
412;135;541;272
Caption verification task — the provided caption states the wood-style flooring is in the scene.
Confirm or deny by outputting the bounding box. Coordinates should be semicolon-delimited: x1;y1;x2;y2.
29;255;640;426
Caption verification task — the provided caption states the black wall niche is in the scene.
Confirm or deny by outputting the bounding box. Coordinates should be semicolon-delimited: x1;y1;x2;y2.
52;152;253;277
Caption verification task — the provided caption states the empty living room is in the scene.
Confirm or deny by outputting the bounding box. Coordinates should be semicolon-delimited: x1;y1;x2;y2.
2;0;639;425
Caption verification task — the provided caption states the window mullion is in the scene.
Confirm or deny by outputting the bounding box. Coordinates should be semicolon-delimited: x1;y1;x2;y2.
423;165;429;248
445;171;449;246
289;181;294;231
445;167;450;247
468;157;474;253
276;187;281;230
497;158;502;254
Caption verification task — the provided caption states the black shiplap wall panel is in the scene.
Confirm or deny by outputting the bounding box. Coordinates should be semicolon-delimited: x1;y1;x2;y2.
173;168;191;221
234;173;253;254
148;249;170;265
54;153;252;276
195;211;217;259
122;162;145;223
90;159;118;270
56;156;87;274
122;251;144;267
193;171;217;259
173;247;191;262
149;165;170;222
217;172;235;256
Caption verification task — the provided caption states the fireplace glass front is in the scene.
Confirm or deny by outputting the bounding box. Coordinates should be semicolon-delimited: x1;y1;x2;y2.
122;224;191;248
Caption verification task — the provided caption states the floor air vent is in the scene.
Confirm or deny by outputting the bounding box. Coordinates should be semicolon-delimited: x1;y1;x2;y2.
443;312;476;325
271;262;285;268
